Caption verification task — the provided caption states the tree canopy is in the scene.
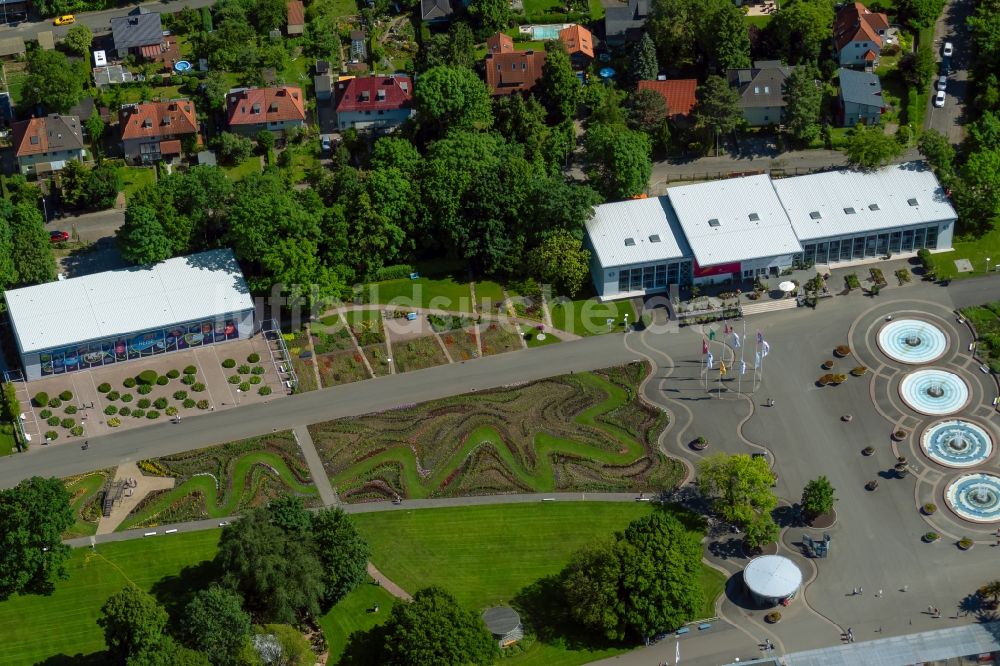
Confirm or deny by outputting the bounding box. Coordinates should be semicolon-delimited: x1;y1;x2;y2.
697;453;777;528
764;0;834;64
630;33;659;82
98;584;170;663
0;477;74;600
801;476;836;520
845;123;904;170
584;123;652;199
414;66;494;136
22;49;85;113
181;586;251;665
9;203;57;286
64;24;94;56
527;230;592;297
537;41;580;124
782;64;822;144
118;205;174;266
693;75;743;153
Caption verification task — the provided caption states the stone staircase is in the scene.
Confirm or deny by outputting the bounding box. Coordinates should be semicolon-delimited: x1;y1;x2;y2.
740;298;799;317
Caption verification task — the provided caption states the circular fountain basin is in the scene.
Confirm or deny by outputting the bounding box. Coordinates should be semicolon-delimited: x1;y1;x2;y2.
921;420;993;468
899;369;969;416
947;473;1000;523
877;319;948;364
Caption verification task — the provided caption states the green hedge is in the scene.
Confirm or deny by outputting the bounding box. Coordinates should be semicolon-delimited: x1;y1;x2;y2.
374;264;416;281
137;370;158;385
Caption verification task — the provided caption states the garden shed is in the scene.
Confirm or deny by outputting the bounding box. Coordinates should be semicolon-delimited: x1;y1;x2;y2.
4;249;255;381
482;606;523;648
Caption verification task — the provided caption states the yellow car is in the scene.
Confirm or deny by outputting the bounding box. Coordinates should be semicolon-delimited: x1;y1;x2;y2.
53;14;74;25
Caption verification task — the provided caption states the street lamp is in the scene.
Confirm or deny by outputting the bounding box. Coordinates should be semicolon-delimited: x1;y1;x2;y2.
987;257;992;273
235;389;241;406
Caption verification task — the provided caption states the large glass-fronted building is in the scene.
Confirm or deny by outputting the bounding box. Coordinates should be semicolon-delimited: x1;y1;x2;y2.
4;249;256;381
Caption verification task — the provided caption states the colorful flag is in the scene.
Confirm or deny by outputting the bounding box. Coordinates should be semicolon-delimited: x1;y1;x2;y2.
707;352;714;369
740;359;747;375
720;361;727;376
762;340;771;357
724;323;731;335
708;328;716;341
676;639;680;664
702;339;708;354
732;332;741;348
757;330;764;344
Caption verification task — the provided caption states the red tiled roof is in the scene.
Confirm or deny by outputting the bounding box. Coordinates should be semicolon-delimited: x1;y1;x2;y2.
485;50;546;96
12;114;84;158
139;43;161;59
159;139;182;154
119;100;198;141
487;32;514;54
287;0;304;26
335;75;414;114
226;86;306;126
637;79;698;118
863;49;877;61
559;24;594;59
834;2;888;53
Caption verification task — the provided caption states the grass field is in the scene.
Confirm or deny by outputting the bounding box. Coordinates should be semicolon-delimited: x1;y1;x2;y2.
318;583;400;664
365;276;473;312
474;280;506;311
929;227;1000;280
549;292;637;336
0;531;221;665
113;163;157;200
222;156;263;181
522;325;561;347
0;422;16;455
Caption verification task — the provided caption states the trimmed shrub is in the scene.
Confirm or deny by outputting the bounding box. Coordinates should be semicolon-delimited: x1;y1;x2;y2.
45;430;59;440
374;263;415;281
107;418;121;428
247;353;260;363
182;398;196;408
923;531;940;542
154;398;168;410
222;358;237;368
59;390;73;401
850;366;868;376
70;426;84;436
765;612;781;623
238;382;251;392
228;375;241;385
183;365;197;375
60;418;75;428
237;364;251;375
156;375;169;386
137;370;158;385
166;369;181;379
137;398;151;409
131;409;145;418
97;383;112;393
123;377;136;388
251;366;265;375
258;386;272;396
48;398;62;408
196;400;210;410
137;384;153;395
249;376;262;385
959;538;974;550
47;416;60;426
105;405;118;415
192;383;206;392
181;374;197;385
118;407;131;416
107;391;121;401
165;406;178;416
146;410;160;419
121;393;133;403
923;503;937;515
173;390;188;400
39;409;52;419
64;405;78;415
33;392;49;407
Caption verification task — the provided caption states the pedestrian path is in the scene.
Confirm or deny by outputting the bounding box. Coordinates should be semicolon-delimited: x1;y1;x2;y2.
293;425;338;506
367;562;412;601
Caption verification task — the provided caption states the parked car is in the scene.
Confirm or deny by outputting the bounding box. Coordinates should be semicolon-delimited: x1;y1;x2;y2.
321;136;332;154
937;75;948;91
943;41;954;57
934;90;947;108
49;230;69;243
53;14;74;25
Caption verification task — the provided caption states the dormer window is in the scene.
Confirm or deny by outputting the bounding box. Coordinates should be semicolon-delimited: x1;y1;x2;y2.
161;116;171;126
268;102;278;112
251;103;261;114
142;118;152;128
376;89;385;101
30;135;39;145
361;90;370;101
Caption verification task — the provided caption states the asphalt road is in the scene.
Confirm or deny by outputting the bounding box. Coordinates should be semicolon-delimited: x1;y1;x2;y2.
925;0;973;144
55;208;125;243
0;0;216;41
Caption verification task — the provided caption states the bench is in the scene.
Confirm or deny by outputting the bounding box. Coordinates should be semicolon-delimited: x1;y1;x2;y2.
698;623;712;631
675;627;690;635
982;365;991;374
284;380;293;389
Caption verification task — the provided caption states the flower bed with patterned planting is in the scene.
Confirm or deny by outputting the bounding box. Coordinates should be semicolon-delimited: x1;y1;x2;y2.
440;327;480;361
117;431;319;529
311;363;682;502
317;350;370;387
479;322;522;356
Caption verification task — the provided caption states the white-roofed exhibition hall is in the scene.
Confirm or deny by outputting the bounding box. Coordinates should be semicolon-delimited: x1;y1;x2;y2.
4;249;256;381
585;163;958;301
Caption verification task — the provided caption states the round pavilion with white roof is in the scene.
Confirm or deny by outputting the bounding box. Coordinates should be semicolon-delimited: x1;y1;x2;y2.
743;554;802;606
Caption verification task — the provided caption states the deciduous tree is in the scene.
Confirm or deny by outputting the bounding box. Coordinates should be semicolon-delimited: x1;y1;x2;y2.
0;201;17;290
704;0;751;71
467;0;511;34
117;205;174;265
98;584;169;663
958;148;1000;235
0;477;74;600
764;0;834;64
64;24;93;56
918;129;955;179
782;64;822;144
801;475;837;520
647;0;697;70
311;508;371;606
562;539;625;639
22;49;85;113
845;123;904;170
526;229;592;297
10;203;56;285
628;88;671;151
897;0;947;29
181;586;251;666
692;75;742;154
584;123;652;199
216;132;254;164
536;41;579;124
416;21;477;72
414;65;493;136
697;453;778;528
900;44;936;88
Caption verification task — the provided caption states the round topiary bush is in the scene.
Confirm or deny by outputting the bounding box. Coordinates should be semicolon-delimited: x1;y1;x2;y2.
192;383;206;392
154;398;168;410
64;405;77;415
97;383;112;393
228;375;241;385
835;345;851;357
184;365;197;375
121;393;134;403
45;431;58;440
137;370;158;385
237;364;251;375
166;369;180;379
173;390;188;400
137;384;153;395
249;376;262;385
258;386;272;396
137;398;151;409
60;418;75;428
765;612;781;624
165;406;178;416
862;446;875;456
70;425;84;436
48;397;62;408
47;416;60;426
181;374;196;385
923;503;938;515
59;390;73;401
923;532;940;542
235;383;247;393
131;409;145;418
959;538;974;550
39;409;52;419
251;366;265;375
248;353;260;363
107;418;121;428
182;398;196;408
33;392;49;407
821;360;834;370
107;390;120;401
222;359;236;369
105;405;118;415
146;410;160;419
123;377;136;388
197;400;210;410
851;366;868;377
156;375;169;386
118;407;131;416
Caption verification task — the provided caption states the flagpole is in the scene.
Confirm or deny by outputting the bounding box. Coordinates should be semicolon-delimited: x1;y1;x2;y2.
738;319;746;398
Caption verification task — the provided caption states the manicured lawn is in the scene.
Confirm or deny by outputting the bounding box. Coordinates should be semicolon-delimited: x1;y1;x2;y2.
929;227;1000;280
475;280;506;311
549;292;637;336
523;0;566;22
743;14;773;28
115;163;156;199
222;156;263;181
588;0;604;20
119;85;185;104
0;422;16;455
318;583;400;664
522;324;561;347
344;309;381;324
63;469;114;538
0;530;220;666
366;276;473;312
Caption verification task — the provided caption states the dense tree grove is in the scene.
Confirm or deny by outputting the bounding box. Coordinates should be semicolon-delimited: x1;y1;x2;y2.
0;477;74;600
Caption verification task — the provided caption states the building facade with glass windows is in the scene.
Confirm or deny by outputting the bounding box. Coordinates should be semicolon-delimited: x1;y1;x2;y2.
585;163;956;301
4;249;255;381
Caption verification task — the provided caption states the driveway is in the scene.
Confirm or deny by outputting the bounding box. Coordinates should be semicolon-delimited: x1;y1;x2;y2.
924;0;974;144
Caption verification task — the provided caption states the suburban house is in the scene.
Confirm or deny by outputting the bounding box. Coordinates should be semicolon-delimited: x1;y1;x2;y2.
637;79;698;124
604;0;648;48
833;1;889;68
484;32;546;96
11;114;85;175
118;100;199;164
420;0;452;23
727;60;797;127
225;86;306;136
838;68;883;127
110;8;163;60
334;74;414;132
559;24;594;69
286;0;304;35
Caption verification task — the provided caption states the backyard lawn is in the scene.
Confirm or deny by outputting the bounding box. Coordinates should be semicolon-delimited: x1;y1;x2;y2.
474;280;506;311
0;422;16;455
366;276;473;312
549;291;637;336
929;227;1000;280
222;156;263;181
743;14;773;28
318;583;400;664
115;163;157;199
0;530;221;666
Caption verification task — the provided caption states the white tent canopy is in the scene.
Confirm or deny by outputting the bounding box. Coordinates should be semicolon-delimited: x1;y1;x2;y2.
744;555;802;600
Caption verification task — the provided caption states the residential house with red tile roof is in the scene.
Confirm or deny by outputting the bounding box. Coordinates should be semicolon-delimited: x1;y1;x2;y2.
225;86;306;136
11;114;85;175
287;0;304;35
559;24;594;69
833;1;889;68
334;74;414;132
483;34;547;96
637;79;697;122
119;100;199;164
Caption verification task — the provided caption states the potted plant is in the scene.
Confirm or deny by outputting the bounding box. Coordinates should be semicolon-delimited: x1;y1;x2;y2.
835;345;851;357
765;611;781;624
850;366;868;377
893;429;907;441
862;446;875;456
822;359;834;370
895;456;909;478
831;374;848;385
817;374;834;386
958;537;974;551
923;531;940;543
922;503;937;515
691;436;708;451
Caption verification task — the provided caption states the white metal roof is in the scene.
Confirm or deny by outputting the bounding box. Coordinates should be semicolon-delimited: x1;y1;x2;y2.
585;196;691;269
666;174;802;267
771;162;957;243
743;555;802;599
4;249;254;354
